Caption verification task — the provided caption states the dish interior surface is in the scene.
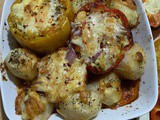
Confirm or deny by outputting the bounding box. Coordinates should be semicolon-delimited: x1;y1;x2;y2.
0;0;158;120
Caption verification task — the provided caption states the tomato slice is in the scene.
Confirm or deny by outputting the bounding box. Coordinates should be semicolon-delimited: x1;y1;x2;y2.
71;2;133;74
78;2;133;49
79;2;133;47
77;2;128;27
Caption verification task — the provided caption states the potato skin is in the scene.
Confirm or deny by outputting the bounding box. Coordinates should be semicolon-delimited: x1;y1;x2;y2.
87;72;122;106
16;91;54;120
8;0;74;54
71;0;95;13
5;48;39;81
109;0;139;28
101;73;122;106
115;43;146;80
57;91;101;120
100;0;138;28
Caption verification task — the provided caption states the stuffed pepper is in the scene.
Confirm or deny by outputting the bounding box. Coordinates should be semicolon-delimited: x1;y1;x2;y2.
71;2;133;74
8;0;74;54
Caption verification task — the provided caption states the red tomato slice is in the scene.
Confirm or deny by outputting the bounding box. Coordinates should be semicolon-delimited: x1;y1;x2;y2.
77;2;133;51
71;2;133;74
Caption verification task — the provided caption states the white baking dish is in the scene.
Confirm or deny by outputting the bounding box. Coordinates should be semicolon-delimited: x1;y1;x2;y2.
0;0;158;120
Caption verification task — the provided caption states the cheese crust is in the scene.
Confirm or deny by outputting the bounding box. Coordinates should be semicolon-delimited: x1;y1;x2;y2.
33;48;87;102
71;8;131;74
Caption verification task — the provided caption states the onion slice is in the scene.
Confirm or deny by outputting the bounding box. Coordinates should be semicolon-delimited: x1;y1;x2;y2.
66;47;77;65
90;50;103;63
72;28;82;37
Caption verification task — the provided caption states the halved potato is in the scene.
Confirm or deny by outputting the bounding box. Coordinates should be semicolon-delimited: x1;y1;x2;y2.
109;0;139;28
87;72;122;106
57;91;101;120
5;48;39;81
71;0;95;13
115;43;146;80
16;91;54;120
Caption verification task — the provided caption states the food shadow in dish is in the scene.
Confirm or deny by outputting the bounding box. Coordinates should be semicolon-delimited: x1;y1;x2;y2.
5;66;21;88
5;31;22;87
7;30;21;50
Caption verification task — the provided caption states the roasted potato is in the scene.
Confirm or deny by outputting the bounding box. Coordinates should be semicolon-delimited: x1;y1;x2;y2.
8;0;74;54
87;72;122;106
109;0;139;28
71;3;132;74
71;0;95;13
101;73;122;106
33;48;87;103
57;91;101;120
115;43;146;80
5;48;39;81
16;91;54;120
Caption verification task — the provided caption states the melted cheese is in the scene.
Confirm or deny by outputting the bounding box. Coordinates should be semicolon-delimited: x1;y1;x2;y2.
10;0;64;37
115;43;146;80
20;91;54;120
72;11;129;71
34;49;87;102
57;91;101;120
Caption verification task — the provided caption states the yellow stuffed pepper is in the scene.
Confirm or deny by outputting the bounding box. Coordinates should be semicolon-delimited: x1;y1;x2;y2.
8;0;74;54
